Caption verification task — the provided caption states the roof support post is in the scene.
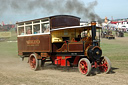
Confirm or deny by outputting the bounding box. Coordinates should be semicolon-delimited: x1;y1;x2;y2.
24;23;26;34
32;21;34;34
40;20;42;33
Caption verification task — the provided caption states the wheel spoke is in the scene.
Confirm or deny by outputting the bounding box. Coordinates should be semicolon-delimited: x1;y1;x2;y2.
80;64;83;68
85;66;87;70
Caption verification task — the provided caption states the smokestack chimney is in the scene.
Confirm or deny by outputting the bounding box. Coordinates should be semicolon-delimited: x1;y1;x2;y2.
91;21;96;46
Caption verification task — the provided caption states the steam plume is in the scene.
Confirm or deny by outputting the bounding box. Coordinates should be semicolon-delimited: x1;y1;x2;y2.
0;0;102;22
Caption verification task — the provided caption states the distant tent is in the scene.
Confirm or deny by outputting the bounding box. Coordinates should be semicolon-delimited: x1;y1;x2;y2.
11;25;15;28
2;21;5;25
10;21;12;24
110;21;118;24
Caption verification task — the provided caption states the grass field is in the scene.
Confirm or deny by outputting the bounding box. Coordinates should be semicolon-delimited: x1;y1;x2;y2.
101;38;128;73
0;31;128;85
124;32;128;37
7;29;17;41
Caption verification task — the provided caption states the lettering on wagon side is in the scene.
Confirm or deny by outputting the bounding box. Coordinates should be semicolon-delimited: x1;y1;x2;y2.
26;40;40;46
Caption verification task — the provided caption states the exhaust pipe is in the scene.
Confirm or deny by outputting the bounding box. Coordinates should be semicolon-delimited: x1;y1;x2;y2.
91;21;96;46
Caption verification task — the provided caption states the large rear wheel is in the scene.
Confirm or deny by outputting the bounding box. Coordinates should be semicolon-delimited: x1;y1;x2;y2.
99;56;111;73
78;58;91;76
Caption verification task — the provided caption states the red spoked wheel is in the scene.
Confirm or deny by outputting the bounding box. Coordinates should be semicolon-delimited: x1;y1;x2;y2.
29;53;42;71
78;58;91;76
99;56;111;73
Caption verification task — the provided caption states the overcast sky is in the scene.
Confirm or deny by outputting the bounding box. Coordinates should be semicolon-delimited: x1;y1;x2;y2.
0;0;128;24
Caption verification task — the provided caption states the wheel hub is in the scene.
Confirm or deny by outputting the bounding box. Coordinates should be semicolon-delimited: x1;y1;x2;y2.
81;65;85;69
96;51;99;55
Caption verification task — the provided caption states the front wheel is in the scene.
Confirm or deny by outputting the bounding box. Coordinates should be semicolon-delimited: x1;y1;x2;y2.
78;58;91;76
99;56;111;73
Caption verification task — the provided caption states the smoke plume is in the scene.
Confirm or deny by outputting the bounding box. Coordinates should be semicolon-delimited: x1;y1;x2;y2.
0;0;102;22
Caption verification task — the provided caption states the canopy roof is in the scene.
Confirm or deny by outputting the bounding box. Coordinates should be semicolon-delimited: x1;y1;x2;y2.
50;25;101;31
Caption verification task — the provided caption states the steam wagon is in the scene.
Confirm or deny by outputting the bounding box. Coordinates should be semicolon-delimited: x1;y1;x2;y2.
17;15;111;75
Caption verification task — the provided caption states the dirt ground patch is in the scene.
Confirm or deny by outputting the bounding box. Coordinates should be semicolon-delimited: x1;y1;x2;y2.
0;57;128;85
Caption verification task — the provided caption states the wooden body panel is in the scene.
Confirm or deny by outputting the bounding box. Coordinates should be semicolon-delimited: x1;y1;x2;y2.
68;42;83;52
52;42;85;53
18;34;51;54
